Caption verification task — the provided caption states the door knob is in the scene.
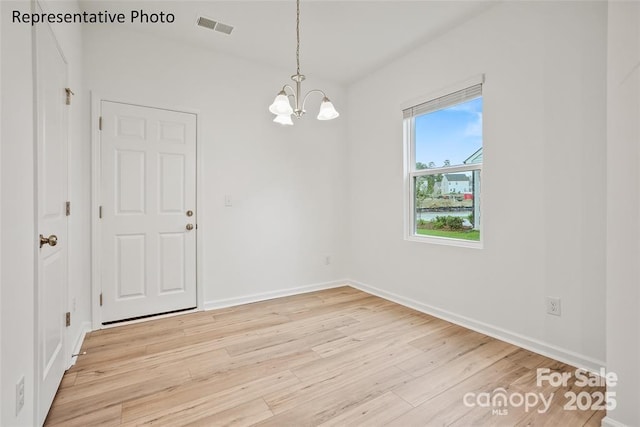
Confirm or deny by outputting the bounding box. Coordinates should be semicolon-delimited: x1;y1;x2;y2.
39;234;58;248
186;210;193;217
186;224;194;231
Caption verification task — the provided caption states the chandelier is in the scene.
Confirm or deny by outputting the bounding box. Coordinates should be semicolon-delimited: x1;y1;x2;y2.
268;0;340;125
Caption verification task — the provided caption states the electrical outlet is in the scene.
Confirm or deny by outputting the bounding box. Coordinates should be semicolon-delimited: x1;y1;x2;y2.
546;297;561;316
16;376;24;415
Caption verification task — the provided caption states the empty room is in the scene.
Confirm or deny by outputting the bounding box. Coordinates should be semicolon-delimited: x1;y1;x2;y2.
1;0;639;426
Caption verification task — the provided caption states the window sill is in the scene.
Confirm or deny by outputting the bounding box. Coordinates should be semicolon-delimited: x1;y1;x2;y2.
405;234;483;249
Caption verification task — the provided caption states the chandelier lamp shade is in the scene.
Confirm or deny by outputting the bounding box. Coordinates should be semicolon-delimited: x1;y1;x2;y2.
269;0;339;125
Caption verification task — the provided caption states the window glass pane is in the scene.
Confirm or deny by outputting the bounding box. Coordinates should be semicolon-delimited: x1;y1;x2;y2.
415;97;482;169
414;170;480;241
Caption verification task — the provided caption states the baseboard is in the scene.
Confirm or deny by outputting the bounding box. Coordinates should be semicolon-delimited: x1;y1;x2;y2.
601;416;629;427
347;280;606;374
68;321;91;368
203;280;349;311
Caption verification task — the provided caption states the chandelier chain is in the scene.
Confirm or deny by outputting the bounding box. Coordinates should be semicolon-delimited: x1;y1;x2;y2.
296;0;301;75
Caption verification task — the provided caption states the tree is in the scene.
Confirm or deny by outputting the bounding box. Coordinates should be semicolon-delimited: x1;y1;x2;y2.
413;161;443;196
425;176;435;195
415;176;429;208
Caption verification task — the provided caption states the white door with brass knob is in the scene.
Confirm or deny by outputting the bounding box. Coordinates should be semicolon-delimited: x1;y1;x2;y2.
35;12;69;424
100;101;197;323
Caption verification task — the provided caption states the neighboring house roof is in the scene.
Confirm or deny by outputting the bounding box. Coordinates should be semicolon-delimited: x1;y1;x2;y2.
464;147;483;164
444;173;470;182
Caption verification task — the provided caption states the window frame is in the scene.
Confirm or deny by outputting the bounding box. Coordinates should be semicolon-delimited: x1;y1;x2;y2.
403;77;484;249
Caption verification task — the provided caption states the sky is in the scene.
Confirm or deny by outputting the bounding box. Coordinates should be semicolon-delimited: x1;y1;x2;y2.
415;97;482;168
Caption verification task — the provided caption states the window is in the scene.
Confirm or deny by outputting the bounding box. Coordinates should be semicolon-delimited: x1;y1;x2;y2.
404;81;483;247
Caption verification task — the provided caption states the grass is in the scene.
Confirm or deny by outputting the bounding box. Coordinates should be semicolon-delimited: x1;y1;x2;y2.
416;228;480;241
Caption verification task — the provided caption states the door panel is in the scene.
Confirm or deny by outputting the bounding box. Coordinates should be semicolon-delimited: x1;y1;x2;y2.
41;252;64;373
116;234;147;299
35;8;68;424
116;150;146;214
159;232;186;293
101;102;197;323
159;153;185;213
158;120;186;144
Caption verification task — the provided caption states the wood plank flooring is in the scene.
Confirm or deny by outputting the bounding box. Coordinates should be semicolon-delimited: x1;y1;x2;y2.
45;287;606;426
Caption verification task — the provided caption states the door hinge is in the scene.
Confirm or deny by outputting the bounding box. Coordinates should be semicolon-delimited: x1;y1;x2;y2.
99;205;102;219
65;88;74;105
99;293;103;306
66;201;71;216
65;312;71;327
99;116;103;131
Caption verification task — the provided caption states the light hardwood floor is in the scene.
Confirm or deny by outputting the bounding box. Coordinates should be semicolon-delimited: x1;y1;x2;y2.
45;287;606;426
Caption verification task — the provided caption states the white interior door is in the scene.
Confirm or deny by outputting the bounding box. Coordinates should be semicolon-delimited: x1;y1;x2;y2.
35;14;68;425
100;101;197;323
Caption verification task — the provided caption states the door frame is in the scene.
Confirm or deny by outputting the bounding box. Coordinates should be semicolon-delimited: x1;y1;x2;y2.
90;93;203;329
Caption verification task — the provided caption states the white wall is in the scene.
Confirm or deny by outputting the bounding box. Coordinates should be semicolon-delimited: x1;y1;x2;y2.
347;1;607;369
0;2;4;424
1;1;87;425
605;1;640;426
1;1;36;424
83;24;348;310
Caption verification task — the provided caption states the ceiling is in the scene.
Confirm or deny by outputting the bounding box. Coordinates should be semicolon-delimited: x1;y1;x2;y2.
80;1;496;84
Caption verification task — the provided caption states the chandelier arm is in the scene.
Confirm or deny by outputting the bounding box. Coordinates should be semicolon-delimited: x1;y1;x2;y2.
282;84;298;105
301;89;328;112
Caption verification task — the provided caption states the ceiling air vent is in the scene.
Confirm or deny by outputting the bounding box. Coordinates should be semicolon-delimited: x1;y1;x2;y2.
197;16;234;35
